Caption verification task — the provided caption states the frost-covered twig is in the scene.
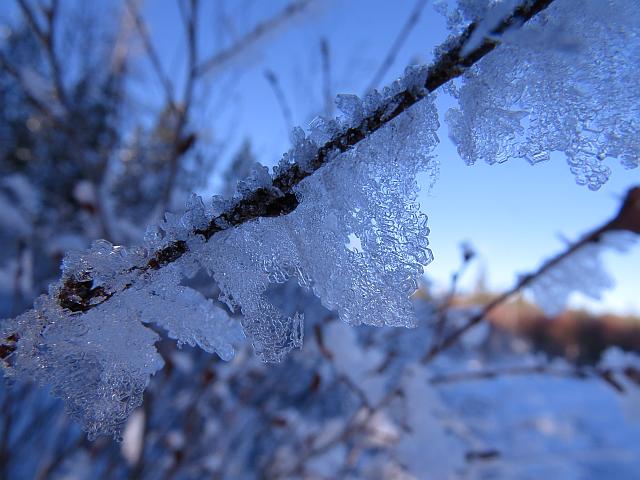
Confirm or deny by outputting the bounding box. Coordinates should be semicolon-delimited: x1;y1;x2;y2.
49;0;557;316
424;186;640;363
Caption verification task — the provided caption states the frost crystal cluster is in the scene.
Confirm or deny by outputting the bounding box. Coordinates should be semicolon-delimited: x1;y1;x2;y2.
1;85;439;437
446;0;640;190
208;97;439;362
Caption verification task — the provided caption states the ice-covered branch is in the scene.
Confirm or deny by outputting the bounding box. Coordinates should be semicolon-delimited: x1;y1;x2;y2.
52;0;557;316
2;0;597;440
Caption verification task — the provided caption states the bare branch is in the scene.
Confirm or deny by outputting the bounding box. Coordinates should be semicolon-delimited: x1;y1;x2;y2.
125;0;177;110
320;38;332;117
195;0;313;76
423;186;640;363
15;0;45;43
157;0;200;214
429;363;637;394
429;363;589;385
17;0;69;109
430;241;475;349
366;0;430;92
264;69;294;133
181;0;198;109
0;50;60;120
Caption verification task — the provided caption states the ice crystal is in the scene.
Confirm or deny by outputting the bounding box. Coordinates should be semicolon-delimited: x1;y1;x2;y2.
446;0;640;190
1;298;164;440
2;228;247;438
1;88;439;436
235;163;273;198
204;96;439;362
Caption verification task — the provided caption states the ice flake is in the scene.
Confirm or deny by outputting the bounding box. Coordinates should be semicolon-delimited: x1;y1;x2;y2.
1;297;164;440
277;127;319;175
446;0;640;190
235;163;273;197
125;262;244;361
182;193;208;230
335;94;364;127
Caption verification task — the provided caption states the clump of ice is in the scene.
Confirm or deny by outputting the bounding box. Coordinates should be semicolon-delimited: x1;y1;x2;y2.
446;0;640;190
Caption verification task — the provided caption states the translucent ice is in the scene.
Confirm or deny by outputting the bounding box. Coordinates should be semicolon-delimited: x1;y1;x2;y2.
446;0;640;190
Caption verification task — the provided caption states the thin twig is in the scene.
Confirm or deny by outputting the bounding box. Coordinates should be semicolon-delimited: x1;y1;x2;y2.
366;0;430;92
429;363;588;385
125;0;177;111
429;363;637;394
0;51;57;118
195;0;313;76
320;38;332;117
264;69;294;133
157;0;200;214
17;0;69;109
430;242;475;348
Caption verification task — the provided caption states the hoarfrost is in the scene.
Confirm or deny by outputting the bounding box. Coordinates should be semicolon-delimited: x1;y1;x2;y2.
204;96;439;362
1;298;164;440
2;242;245;439
446;0;640;190
1;92;439;436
